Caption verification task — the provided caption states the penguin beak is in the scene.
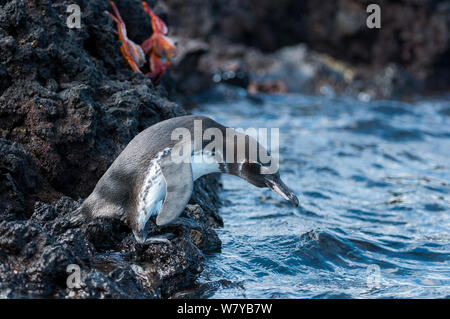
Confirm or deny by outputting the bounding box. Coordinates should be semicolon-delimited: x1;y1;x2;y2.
265;176;299;207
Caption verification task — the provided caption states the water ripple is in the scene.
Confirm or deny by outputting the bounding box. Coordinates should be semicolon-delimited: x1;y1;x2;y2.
194;88;450;298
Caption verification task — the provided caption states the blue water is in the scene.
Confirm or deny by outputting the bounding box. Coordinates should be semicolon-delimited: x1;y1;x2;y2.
193;86;450;298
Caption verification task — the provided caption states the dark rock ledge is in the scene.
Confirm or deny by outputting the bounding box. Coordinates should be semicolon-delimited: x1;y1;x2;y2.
0;0;222;298
162;0;450;100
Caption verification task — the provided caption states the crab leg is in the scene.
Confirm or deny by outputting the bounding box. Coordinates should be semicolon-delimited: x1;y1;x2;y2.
141;1;168;34
105;1;128;42
141;37;153;55
146;53;169;81
105;1;146;73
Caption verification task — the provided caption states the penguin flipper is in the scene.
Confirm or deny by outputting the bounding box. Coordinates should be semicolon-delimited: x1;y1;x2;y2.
156;154;193;226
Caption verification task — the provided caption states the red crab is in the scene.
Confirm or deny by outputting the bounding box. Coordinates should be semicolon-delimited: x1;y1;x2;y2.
140;1;177;82
105;1;176;83
105;1;146;74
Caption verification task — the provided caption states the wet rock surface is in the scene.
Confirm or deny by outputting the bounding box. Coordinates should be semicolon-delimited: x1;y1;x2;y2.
0;186;221;298
0;0;222;298
2;0;448;299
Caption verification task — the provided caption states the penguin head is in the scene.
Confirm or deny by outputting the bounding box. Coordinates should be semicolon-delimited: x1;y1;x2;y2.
239;162;299;207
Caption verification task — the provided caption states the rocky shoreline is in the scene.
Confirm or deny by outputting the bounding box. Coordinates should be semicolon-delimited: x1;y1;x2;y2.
1;0;449;298
0;0;222;298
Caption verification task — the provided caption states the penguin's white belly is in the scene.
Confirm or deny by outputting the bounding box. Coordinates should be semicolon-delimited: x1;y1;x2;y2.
138;173;165;219
136;150;168;229
136;150;220;229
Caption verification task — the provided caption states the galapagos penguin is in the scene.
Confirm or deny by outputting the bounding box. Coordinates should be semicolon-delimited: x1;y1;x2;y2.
77;115;299;243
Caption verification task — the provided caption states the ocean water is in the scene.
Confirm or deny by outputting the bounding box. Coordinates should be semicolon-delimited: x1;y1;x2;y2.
192;87;450;298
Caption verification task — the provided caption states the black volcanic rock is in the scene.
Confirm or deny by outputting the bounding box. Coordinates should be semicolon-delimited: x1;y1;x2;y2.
0;0;222;298
161;0;450;97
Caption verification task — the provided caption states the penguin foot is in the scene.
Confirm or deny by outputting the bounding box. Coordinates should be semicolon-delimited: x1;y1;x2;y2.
142;233;176;245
